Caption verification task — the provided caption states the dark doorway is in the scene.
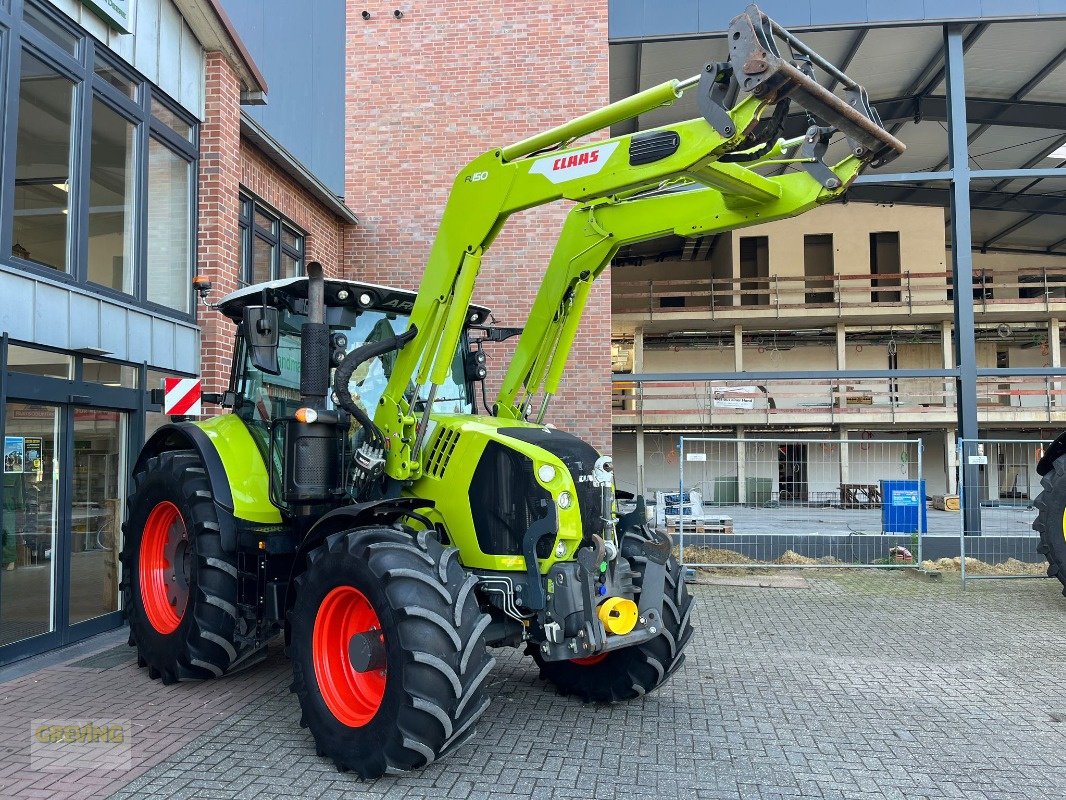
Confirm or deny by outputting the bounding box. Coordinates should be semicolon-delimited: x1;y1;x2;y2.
739;236;769;307
777;443;808;503
870;231;901;303
803;234;834;305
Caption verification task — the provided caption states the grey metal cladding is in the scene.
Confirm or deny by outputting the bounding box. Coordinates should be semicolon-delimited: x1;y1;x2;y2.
220;0;346;197
34;283;70;350
0;269;198;371
100;305;129;361
174;326;199;374
0;272;35;341
126;310;152;365
69;292;101;353
607;0;1059;40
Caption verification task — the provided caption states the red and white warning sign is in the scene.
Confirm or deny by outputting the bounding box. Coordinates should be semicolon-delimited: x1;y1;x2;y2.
163;378;202;416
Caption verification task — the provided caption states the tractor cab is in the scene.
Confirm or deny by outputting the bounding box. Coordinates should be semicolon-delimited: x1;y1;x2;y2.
214;276;490;507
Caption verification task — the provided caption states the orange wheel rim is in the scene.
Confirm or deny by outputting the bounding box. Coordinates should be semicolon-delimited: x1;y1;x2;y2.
570;653;609;666
139;501;189;634
312;586;386;727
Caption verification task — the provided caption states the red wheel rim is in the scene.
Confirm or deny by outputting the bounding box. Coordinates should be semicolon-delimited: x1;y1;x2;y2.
139;501;190;635
570;653;609;666
313;586;386;727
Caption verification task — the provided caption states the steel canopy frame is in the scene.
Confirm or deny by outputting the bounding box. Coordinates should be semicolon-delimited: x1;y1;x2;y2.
612;21;1066;540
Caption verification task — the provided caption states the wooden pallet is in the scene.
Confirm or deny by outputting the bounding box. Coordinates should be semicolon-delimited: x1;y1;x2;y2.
666;521;734;534
932;494;960;511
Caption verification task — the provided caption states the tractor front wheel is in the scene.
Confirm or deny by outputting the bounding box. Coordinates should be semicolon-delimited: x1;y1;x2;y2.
530;526;693;702
288;528;494;778
1033;452;1066;595
120;451;250;683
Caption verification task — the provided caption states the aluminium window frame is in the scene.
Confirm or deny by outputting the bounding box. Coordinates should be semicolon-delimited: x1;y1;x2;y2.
238;190;306;286
0;0;200;321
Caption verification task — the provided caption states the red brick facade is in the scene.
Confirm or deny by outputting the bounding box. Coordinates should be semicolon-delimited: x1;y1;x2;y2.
341;1;613;454
196;55;352;393
197;53;244;394
240;146;345;269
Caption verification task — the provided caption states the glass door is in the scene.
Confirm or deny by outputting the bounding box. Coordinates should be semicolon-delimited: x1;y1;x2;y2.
69;409;125;626
0;403;127;652
1;403;60;647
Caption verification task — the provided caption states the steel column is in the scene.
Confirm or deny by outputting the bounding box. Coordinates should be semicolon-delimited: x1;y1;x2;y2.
944;25;981;537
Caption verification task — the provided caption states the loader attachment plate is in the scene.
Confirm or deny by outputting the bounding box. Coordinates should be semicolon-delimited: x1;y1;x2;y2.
709;4;906;166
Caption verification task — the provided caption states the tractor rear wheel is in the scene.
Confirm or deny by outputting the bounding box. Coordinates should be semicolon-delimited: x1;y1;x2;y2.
120;451;251;683
288;528;494;778
530;526;693;702
1033;453;1066;595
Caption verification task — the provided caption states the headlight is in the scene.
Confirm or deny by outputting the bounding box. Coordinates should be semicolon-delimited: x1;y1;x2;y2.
557;491;572;509
537;464;556;483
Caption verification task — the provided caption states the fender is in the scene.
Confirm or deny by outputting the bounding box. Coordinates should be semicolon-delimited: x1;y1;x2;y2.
134;423;239;551
300;497;437;558
280;497;438;632
1037;431;1066;476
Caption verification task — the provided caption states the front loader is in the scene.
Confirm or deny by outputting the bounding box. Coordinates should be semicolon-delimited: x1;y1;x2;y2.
120;5;904;778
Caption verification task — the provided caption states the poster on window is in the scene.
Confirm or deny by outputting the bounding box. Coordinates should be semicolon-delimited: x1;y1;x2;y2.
4;437;25;473
24;437;43;475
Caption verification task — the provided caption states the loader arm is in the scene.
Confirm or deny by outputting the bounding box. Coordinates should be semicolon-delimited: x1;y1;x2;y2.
494;142;865;421
371;3;905;481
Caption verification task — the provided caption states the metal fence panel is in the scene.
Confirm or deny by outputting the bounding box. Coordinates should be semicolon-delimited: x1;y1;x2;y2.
674;437;924;570
956;438;1051;588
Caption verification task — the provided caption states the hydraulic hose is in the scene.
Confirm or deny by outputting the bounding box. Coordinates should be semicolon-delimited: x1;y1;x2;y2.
332;327;417;446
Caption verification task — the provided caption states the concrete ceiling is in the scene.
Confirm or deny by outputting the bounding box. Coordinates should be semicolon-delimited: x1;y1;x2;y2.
609;18;1066;255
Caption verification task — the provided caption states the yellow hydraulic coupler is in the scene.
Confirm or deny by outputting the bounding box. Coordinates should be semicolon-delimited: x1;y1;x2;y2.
598;597;639;635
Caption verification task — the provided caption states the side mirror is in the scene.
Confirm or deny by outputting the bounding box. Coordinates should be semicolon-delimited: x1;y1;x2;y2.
243;305;281;375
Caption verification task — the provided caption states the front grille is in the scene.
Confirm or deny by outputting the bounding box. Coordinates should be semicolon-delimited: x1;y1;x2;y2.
498;427;607;543
469;442;553;557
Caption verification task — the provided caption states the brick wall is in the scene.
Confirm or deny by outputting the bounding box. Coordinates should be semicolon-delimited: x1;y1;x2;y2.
197;53;243;394
197;54;351;393
342;1;613;454
240;146;345;270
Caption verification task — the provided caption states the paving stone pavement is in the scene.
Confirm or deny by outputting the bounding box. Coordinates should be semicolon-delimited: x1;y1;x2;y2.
4;571;1066;799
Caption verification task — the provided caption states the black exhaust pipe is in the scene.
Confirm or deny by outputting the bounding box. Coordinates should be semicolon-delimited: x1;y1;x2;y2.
283;261;339;509
300;262;330;409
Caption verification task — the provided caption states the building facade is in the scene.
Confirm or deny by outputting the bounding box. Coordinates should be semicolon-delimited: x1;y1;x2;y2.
0;0;356;665
606;2;1066;517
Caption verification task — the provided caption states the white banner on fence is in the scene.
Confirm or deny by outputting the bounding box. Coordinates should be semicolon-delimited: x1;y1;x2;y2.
711;386;757;409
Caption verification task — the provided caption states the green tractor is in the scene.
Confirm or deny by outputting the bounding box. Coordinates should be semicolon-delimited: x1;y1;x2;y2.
121;5;903;778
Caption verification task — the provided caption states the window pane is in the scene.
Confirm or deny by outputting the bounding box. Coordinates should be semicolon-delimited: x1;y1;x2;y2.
281;252;300;279
11;52;74;272
1;403;60;645
82;358;138;388
151;98;192;140
254;208;276;235
87;100;136;294
94;61;136;98
146;140;192;312
239;225;250;282
8;345;72;379
24;4;78;55
253;235;274;284
281;226;299;251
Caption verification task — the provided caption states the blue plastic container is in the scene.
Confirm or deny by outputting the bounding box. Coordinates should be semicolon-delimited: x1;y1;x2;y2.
880;480;927;534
